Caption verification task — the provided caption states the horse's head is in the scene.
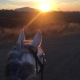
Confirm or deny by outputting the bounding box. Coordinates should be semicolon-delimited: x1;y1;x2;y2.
17;29;46;74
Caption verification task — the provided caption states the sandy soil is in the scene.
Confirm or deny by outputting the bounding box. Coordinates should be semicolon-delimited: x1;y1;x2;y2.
0;33;80;80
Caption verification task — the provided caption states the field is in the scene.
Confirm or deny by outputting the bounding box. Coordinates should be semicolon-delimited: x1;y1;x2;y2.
0;10;80;80
0;11;80;42
0;33;80;80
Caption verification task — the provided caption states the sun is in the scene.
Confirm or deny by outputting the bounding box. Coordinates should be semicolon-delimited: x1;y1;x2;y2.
38;3;51;12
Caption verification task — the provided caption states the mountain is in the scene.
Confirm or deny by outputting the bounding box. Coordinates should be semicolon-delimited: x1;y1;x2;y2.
15;7;39;12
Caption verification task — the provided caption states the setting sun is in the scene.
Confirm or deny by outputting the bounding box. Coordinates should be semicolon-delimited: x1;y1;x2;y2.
38;3;51;12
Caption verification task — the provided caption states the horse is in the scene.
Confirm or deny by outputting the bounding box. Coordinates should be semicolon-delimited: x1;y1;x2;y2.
5;29;46;80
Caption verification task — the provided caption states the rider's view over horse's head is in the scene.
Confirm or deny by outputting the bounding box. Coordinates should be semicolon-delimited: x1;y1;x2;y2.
5;29;46;80
17;29;45;72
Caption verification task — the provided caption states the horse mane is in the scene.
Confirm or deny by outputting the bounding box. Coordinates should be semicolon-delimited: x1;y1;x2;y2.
5;43;37;80
22;40;44;55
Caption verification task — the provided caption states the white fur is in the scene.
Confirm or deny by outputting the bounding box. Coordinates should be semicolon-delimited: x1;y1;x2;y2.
17;29;43;72
32;30;42;47
22;53;36;65
22;50;43;72
17;29;25;45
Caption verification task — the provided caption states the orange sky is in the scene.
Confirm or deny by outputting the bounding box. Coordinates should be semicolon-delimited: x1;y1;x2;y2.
0;0;80;11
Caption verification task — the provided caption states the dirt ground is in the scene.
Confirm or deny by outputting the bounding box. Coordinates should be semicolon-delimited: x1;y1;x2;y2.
0;33;80;80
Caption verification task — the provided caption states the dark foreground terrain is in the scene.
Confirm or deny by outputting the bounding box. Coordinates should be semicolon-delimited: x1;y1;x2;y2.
0;33;80;80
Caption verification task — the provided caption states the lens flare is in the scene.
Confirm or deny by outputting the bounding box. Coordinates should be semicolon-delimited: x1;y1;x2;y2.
38;3;51;12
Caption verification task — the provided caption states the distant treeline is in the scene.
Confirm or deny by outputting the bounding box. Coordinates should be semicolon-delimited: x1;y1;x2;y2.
0;10;80;28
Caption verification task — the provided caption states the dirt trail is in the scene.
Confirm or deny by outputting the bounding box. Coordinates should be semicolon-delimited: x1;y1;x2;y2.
0;34;80;80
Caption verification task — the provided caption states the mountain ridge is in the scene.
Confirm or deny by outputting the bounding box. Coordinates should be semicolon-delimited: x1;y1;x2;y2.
15;7;39;12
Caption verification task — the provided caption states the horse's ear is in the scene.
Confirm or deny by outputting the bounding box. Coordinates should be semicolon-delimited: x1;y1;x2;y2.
32;30;42;47
17;29;25;45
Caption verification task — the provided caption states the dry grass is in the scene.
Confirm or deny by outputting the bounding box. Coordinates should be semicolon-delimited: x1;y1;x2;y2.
0;22;80;42
0;28;21;42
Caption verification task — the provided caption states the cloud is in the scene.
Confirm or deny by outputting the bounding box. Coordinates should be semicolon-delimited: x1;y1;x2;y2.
9;0;29;2
8;0;41;7
73;0;80;4
0;4;14;9
0;3;26;9
0;0;41;9
56;0;80;11
57;0;80;7
59;0;80;6
9;0;41;3
56;0;79;3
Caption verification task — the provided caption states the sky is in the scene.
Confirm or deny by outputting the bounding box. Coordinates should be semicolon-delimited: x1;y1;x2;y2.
0;0;80;11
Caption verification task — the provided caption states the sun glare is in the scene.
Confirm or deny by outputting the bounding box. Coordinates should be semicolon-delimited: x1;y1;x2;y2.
38;3;51;12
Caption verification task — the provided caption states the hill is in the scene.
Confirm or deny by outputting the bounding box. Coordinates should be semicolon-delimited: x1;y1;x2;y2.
15;7;39;12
